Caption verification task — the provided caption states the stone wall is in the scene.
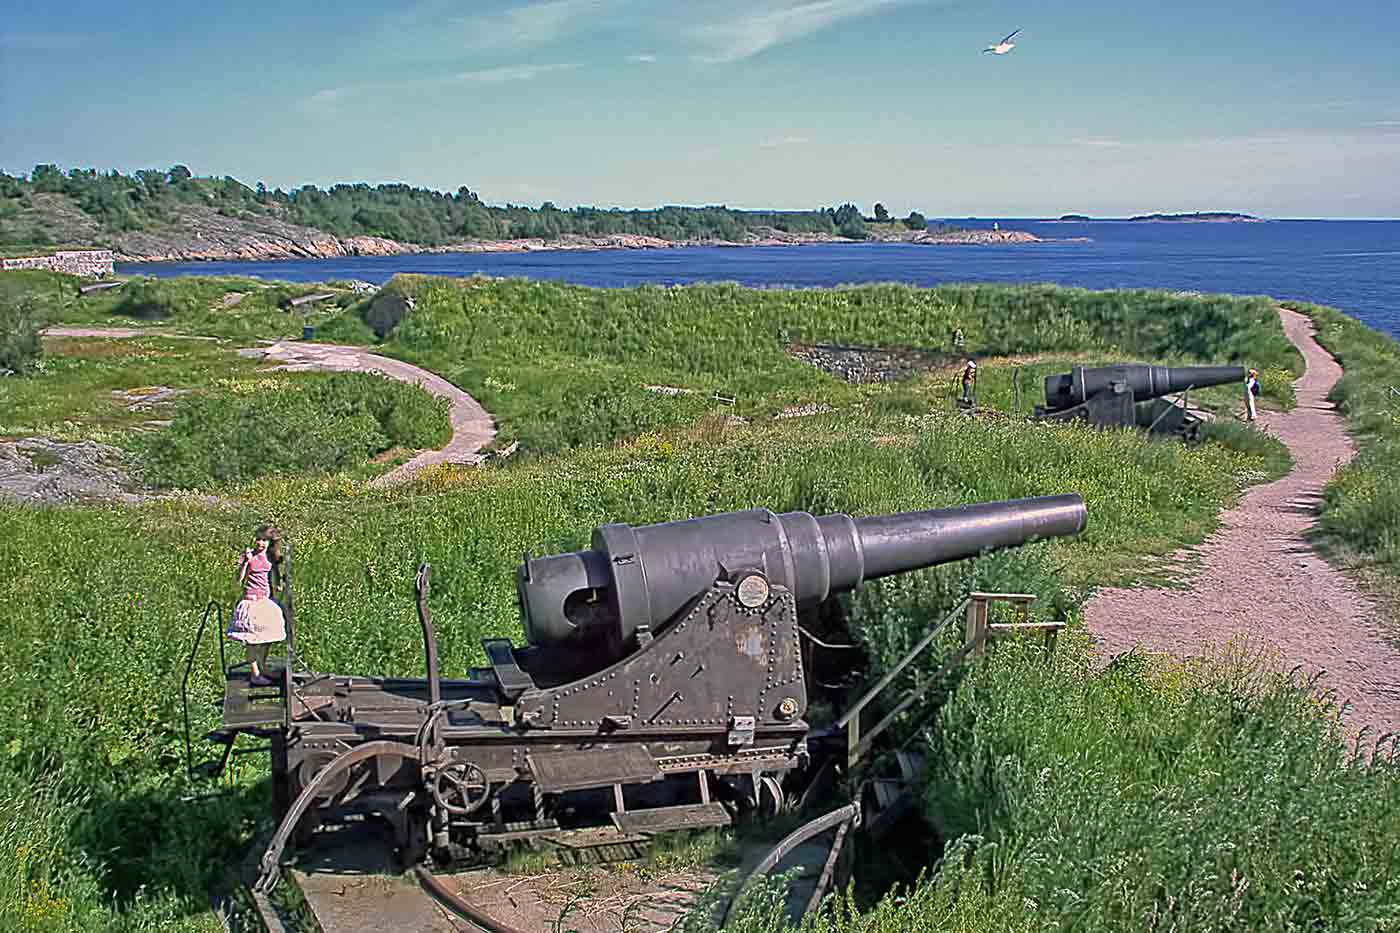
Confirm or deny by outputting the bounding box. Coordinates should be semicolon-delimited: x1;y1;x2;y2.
2;250;115;278
786;342;958;384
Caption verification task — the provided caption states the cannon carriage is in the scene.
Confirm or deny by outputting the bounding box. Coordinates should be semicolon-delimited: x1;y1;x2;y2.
183;494;1088;922
1035;363;1247;439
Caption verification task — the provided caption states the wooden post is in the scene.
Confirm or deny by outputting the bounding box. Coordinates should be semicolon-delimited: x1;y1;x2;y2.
847;716;861;771
966;597;987;658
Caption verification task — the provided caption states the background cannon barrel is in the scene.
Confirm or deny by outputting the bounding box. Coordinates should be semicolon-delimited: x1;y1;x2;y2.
1044;364;1246;411
516;494;1087;665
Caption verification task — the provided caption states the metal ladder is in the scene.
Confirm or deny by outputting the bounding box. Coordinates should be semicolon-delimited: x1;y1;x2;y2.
727;591;1066;926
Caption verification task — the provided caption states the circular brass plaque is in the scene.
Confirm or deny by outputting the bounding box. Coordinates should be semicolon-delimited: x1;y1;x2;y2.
736;573;770;608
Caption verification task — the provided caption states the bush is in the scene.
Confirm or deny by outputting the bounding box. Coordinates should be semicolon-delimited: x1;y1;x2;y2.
137;371;451;488
111;278;192;320
0;284;45;375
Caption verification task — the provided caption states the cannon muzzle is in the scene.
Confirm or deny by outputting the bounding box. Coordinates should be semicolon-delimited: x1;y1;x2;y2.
516;494;1087;669
1044;364;1246;411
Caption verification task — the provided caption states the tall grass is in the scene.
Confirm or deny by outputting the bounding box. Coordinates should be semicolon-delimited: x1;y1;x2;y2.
0;404;1283;931
135;370;451;489
346;276;1300;458
1288;301;1400;569
686;636;1400;932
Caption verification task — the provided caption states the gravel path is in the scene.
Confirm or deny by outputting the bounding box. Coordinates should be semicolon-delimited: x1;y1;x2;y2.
1084;307;1400;741
238;341;496;486
42;325;218;341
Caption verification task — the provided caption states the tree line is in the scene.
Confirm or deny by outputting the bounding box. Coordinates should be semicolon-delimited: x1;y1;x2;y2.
0;164;934;248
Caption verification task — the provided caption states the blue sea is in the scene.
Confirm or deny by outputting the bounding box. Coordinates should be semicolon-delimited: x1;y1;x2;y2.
119;219;1400;340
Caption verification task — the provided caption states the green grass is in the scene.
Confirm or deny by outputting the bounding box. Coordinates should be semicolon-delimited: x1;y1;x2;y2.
1287;301;1400;573
4;271;1383;933
0;269;359;342
0;402;1288;932
0;335;268;442
134;370;450;489
0;338;450;495
328;275;1301;459
687;636;1400;932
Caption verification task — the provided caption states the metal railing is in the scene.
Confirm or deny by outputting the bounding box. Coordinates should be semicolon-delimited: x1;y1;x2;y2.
181;600;226;779
835;591;1062;771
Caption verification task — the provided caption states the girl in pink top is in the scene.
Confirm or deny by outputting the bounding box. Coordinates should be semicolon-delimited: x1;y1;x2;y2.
226;524;287;686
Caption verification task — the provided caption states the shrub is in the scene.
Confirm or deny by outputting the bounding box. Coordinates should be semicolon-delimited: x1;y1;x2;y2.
137;371;451;488
0;284;45;375
111;278;193;319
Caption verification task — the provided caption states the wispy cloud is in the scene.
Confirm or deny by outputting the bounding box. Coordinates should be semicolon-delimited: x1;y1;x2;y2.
1068;138;1130;148
456;63;579;83
488;0;615;47
688;0;915;64
759;135;810;148
368;0;930;69
1363;120;1400;128
303;63;579;111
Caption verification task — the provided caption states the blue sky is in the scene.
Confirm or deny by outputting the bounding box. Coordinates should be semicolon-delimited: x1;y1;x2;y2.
2;0;1398;218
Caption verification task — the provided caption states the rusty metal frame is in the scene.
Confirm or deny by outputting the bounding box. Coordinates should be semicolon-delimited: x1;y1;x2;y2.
181;600;225;779
414;563;442;705
837;592;1058;772
722;802;861;927
255;740;422;894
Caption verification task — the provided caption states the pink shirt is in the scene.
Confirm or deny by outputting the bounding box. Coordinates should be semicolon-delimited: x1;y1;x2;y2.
243;550;272;599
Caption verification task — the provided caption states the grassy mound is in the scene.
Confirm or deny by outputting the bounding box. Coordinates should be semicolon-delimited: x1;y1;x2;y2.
0;269;362;341
1291;301;1400;569
337;276;1301;458
5;272;1372;933
702;636;1400;932
0;402;1287;932
135;371;451;489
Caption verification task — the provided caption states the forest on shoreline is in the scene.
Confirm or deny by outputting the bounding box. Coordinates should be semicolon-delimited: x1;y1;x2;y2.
0;163;932;255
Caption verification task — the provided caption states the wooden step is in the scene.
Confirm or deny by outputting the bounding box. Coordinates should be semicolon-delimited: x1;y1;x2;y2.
611;802;732;834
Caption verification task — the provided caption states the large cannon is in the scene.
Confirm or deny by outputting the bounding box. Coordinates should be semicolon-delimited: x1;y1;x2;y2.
192;495;1086;894
1036;363;1247;438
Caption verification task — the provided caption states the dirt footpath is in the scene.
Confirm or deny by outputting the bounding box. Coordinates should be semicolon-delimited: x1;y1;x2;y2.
237;340;496;487
1084;307;1400;741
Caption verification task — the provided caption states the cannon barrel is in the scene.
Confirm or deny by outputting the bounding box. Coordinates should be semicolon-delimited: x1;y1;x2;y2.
516;494;1087;665
1044;364;1246;411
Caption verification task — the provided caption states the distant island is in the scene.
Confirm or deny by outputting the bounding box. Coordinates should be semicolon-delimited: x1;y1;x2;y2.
1055;212;1263;223
0;162;1044;264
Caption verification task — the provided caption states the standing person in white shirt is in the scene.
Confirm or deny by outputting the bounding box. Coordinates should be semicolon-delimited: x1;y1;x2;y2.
1245;368;1260;421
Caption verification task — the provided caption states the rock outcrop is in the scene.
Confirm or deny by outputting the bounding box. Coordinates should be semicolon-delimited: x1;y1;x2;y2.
786;342;959;384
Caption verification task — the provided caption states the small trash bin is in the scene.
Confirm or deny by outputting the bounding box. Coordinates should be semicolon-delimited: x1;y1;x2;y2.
302;326;315;340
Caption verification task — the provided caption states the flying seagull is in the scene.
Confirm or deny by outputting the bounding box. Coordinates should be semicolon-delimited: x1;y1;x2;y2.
983;28;1021;54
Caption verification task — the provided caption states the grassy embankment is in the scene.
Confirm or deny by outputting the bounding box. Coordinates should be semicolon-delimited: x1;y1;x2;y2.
0;272;450;488
4;269;362;341
7;270;1392;933
1288;301;1400;618
318;274;1298;463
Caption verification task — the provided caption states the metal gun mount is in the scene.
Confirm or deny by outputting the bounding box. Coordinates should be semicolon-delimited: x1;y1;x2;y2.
1036;363;1247;437
187;494;1088;901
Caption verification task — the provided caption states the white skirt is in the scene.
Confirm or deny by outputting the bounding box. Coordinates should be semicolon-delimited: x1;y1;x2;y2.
227;596;286;644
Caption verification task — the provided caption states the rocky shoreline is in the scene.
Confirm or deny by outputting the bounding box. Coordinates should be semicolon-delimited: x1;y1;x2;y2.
104;213;1047;264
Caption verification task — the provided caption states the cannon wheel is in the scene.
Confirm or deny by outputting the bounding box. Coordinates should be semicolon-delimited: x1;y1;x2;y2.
255;740;422;894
